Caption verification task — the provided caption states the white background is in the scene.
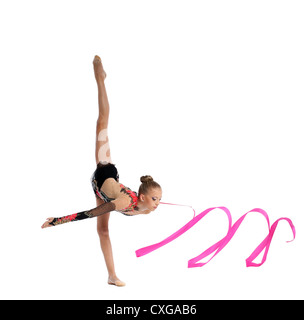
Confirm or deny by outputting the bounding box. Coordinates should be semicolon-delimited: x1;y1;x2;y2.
0;0;303;300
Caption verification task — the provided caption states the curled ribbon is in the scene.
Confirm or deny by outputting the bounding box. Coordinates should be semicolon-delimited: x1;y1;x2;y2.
135;203;296;268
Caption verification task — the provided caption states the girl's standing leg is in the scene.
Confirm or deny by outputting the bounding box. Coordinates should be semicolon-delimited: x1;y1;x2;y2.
93;56;125;286
96;199;125;287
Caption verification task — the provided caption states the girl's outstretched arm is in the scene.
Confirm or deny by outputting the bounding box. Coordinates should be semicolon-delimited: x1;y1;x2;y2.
41;201;116;228
41;196;131;228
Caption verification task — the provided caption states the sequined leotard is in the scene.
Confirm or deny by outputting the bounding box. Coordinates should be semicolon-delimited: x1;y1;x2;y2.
92;182;138;216
91;163;138;216
117;183;138;215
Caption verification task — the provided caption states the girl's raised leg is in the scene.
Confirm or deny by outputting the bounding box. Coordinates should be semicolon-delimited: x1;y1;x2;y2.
93;55;112;165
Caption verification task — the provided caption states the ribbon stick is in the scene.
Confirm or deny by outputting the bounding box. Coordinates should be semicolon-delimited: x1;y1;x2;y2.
159;201;196;218
135;205;296;268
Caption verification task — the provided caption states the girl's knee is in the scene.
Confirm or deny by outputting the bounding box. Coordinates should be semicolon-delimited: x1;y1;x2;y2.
97;225;109;237
96;119;108;132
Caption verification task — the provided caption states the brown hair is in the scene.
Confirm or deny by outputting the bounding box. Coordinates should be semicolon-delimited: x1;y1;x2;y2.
138;175;161;196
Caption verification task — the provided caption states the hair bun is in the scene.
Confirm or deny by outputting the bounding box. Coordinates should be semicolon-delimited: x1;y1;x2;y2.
140;175;154;183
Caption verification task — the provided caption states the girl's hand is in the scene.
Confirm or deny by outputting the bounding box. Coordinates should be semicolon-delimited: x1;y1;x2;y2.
41;218;54;229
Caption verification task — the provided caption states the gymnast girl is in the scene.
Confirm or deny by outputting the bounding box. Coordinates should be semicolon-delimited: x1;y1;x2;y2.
41;55;163;287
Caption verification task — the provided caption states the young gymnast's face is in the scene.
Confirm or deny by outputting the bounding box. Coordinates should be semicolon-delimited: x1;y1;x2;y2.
141;187;162;211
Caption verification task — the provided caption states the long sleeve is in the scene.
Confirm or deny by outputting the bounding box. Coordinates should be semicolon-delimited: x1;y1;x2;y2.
50;201;116;226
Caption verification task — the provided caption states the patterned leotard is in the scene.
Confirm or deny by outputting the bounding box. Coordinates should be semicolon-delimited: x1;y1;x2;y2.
92;179;138;216
91;162;138;216
117;183;138;215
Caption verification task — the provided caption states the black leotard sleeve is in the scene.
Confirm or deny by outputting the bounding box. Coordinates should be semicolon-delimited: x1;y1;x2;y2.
50;202;116;226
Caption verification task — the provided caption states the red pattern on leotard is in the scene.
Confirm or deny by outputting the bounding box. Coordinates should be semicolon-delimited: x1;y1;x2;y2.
118;183;138;214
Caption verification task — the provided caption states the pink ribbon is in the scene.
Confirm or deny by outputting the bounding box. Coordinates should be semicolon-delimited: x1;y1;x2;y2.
135;203;296;268
245;217;296;267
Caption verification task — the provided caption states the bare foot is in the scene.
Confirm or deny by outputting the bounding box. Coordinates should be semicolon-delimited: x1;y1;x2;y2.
41;217;54;229
108;276;126;287
93;55;107;83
